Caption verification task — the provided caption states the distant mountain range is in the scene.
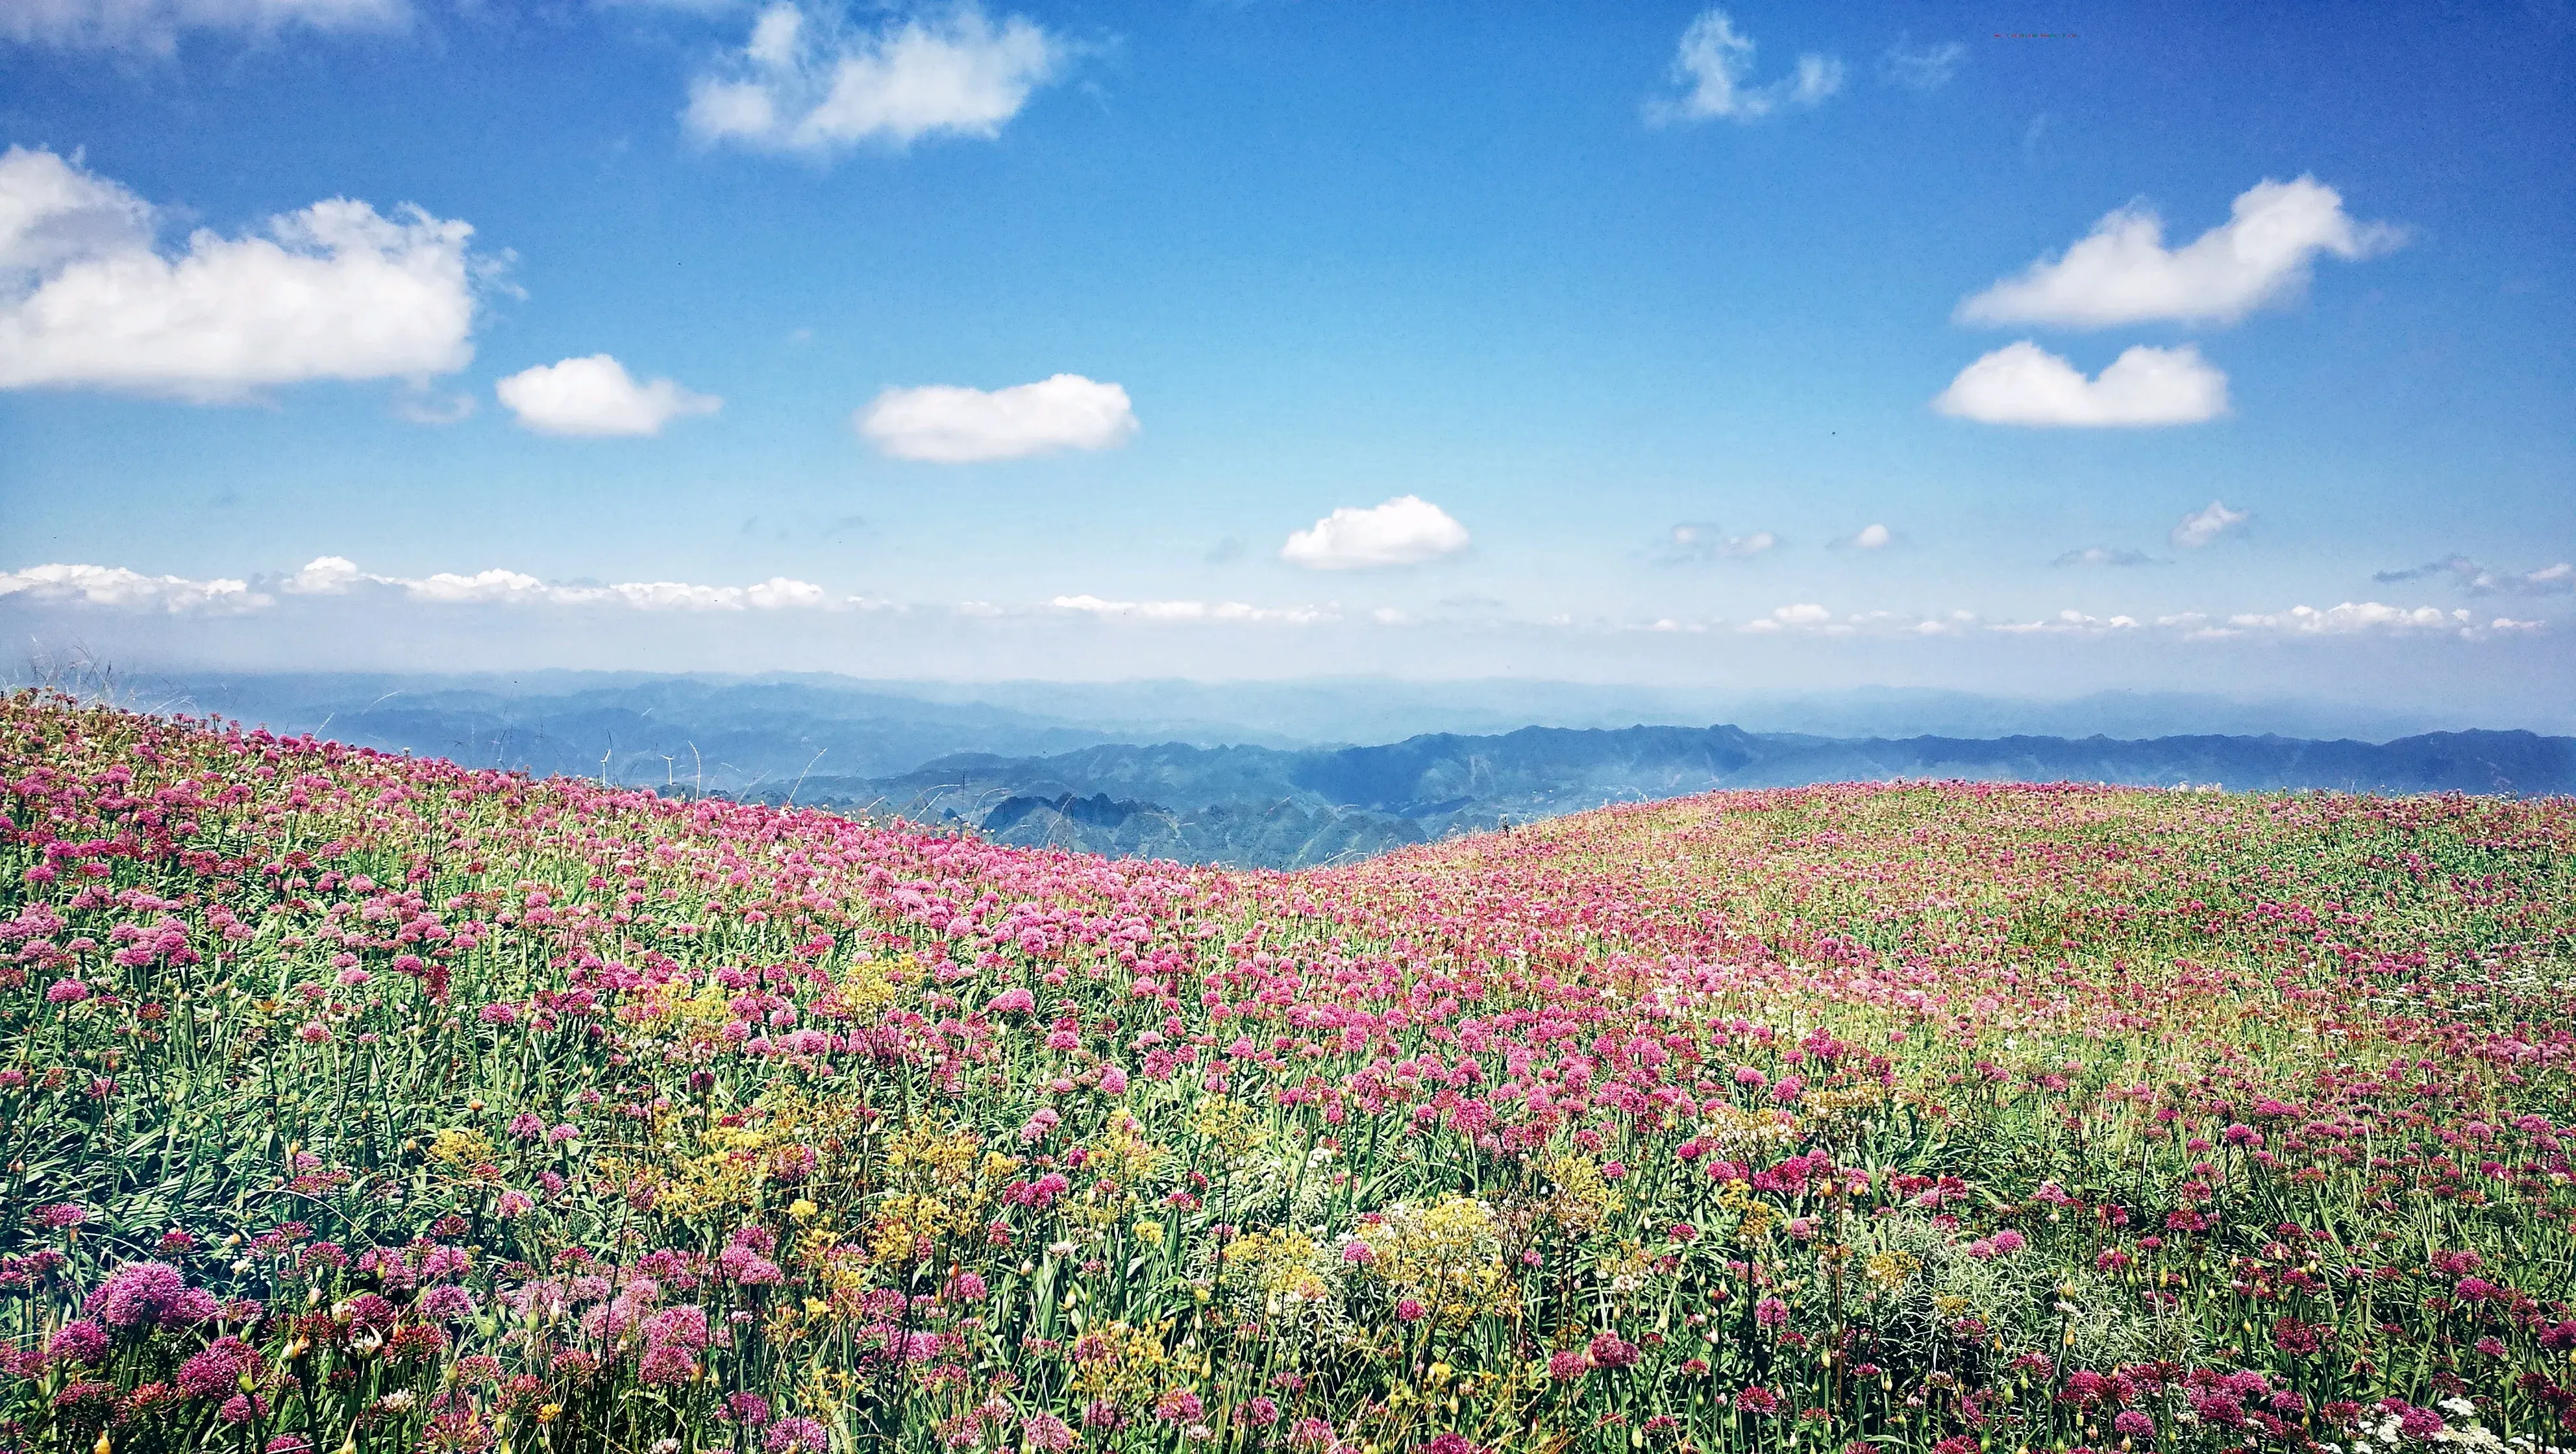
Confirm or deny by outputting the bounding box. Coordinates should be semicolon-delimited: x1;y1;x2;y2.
763;724;2576;869
34;671;2570;869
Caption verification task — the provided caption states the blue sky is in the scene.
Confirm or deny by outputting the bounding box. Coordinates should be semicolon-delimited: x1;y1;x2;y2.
1;0;2571;721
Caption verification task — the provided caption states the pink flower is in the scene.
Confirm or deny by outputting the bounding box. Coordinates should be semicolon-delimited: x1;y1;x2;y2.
1587;1332;1640;1369
45;978;90;1004
988;987;1037;1015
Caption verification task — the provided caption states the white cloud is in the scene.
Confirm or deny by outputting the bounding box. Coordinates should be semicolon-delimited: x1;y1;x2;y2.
2170;500;2250;548
856;373;1136;462
1838;523;1892;550
1956;176;2402;328
2053;545;2162;568
684;3;1066;154
1280;496;1470;571
1881;38;1964;91
1990;610;2142;636
0;147;480;402
1646;8;1842;125
2196;602;2486;639
0;561;264;613
1934;341;2227;427
280;556;837;610
1652;521;1776;565
1738;602;1840;635
1047;595;1326;625
1;0;403;53
495;354;721;437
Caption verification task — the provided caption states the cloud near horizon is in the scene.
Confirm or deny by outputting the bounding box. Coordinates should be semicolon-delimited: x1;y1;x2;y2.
1280;496;1470;571
1957;176;2402;328
685;3;1067;154
1646;8;1842;125
855;374;1137;462
496;354;721;437
1934;341;2229;427
0;147;480;402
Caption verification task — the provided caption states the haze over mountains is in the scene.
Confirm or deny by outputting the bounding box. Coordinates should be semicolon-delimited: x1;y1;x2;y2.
43;669;2575;869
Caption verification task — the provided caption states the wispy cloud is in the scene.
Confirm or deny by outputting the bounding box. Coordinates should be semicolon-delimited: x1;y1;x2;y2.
1047;595;1327;624
1957;176;2402;328
1880;38;1965;92
1645;8;1842;125
2170;500;2250;548
2053;546;2163;569
1935;341;2228;427
0;0;404;54
2373;556;2574;596
1650;522;1777;565
685;3;1068;155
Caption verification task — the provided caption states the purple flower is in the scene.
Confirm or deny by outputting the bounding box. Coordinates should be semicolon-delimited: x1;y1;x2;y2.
417;1284;478;1321
87;1261;202;1329
638;1340;695;1385
178;1336;258;1398
45;978;90;1004
47;1318;108;1366
1587;1332;1641;1369
765;1417;829;1453
1025;1412;1076;1451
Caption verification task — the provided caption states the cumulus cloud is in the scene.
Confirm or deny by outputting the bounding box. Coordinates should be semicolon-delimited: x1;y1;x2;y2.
1279;496;1470;571
2373;556;2573;597
1046;595;1326;624
0;561;264;613
2053;545;2162;568
1881;38;1965;90
275;556;834;610
0;146;481;402
1;0;403;52
1651;521;1776;565
1934;341;2227;427
1646;8;1842;125
2171;500;2251;548
1834;523;1893;550
856;373;1135;462
495;354;721;437
684;3;1067;154
1956;176;2402;328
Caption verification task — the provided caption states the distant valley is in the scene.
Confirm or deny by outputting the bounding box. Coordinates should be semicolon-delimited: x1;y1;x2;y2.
767;724;2576;869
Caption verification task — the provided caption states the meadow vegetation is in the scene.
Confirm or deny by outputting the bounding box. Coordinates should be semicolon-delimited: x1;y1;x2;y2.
1;690;2571;1454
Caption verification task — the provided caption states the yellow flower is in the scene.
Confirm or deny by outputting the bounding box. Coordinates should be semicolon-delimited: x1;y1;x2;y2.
1135;1220;1166;1247
789;1198;818;1221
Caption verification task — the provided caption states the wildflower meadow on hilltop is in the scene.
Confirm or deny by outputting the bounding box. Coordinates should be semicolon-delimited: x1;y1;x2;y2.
1;689;2574;1454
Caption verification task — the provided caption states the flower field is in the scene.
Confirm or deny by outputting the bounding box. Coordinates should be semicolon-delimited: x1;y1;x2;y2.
2;691;2574;1454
